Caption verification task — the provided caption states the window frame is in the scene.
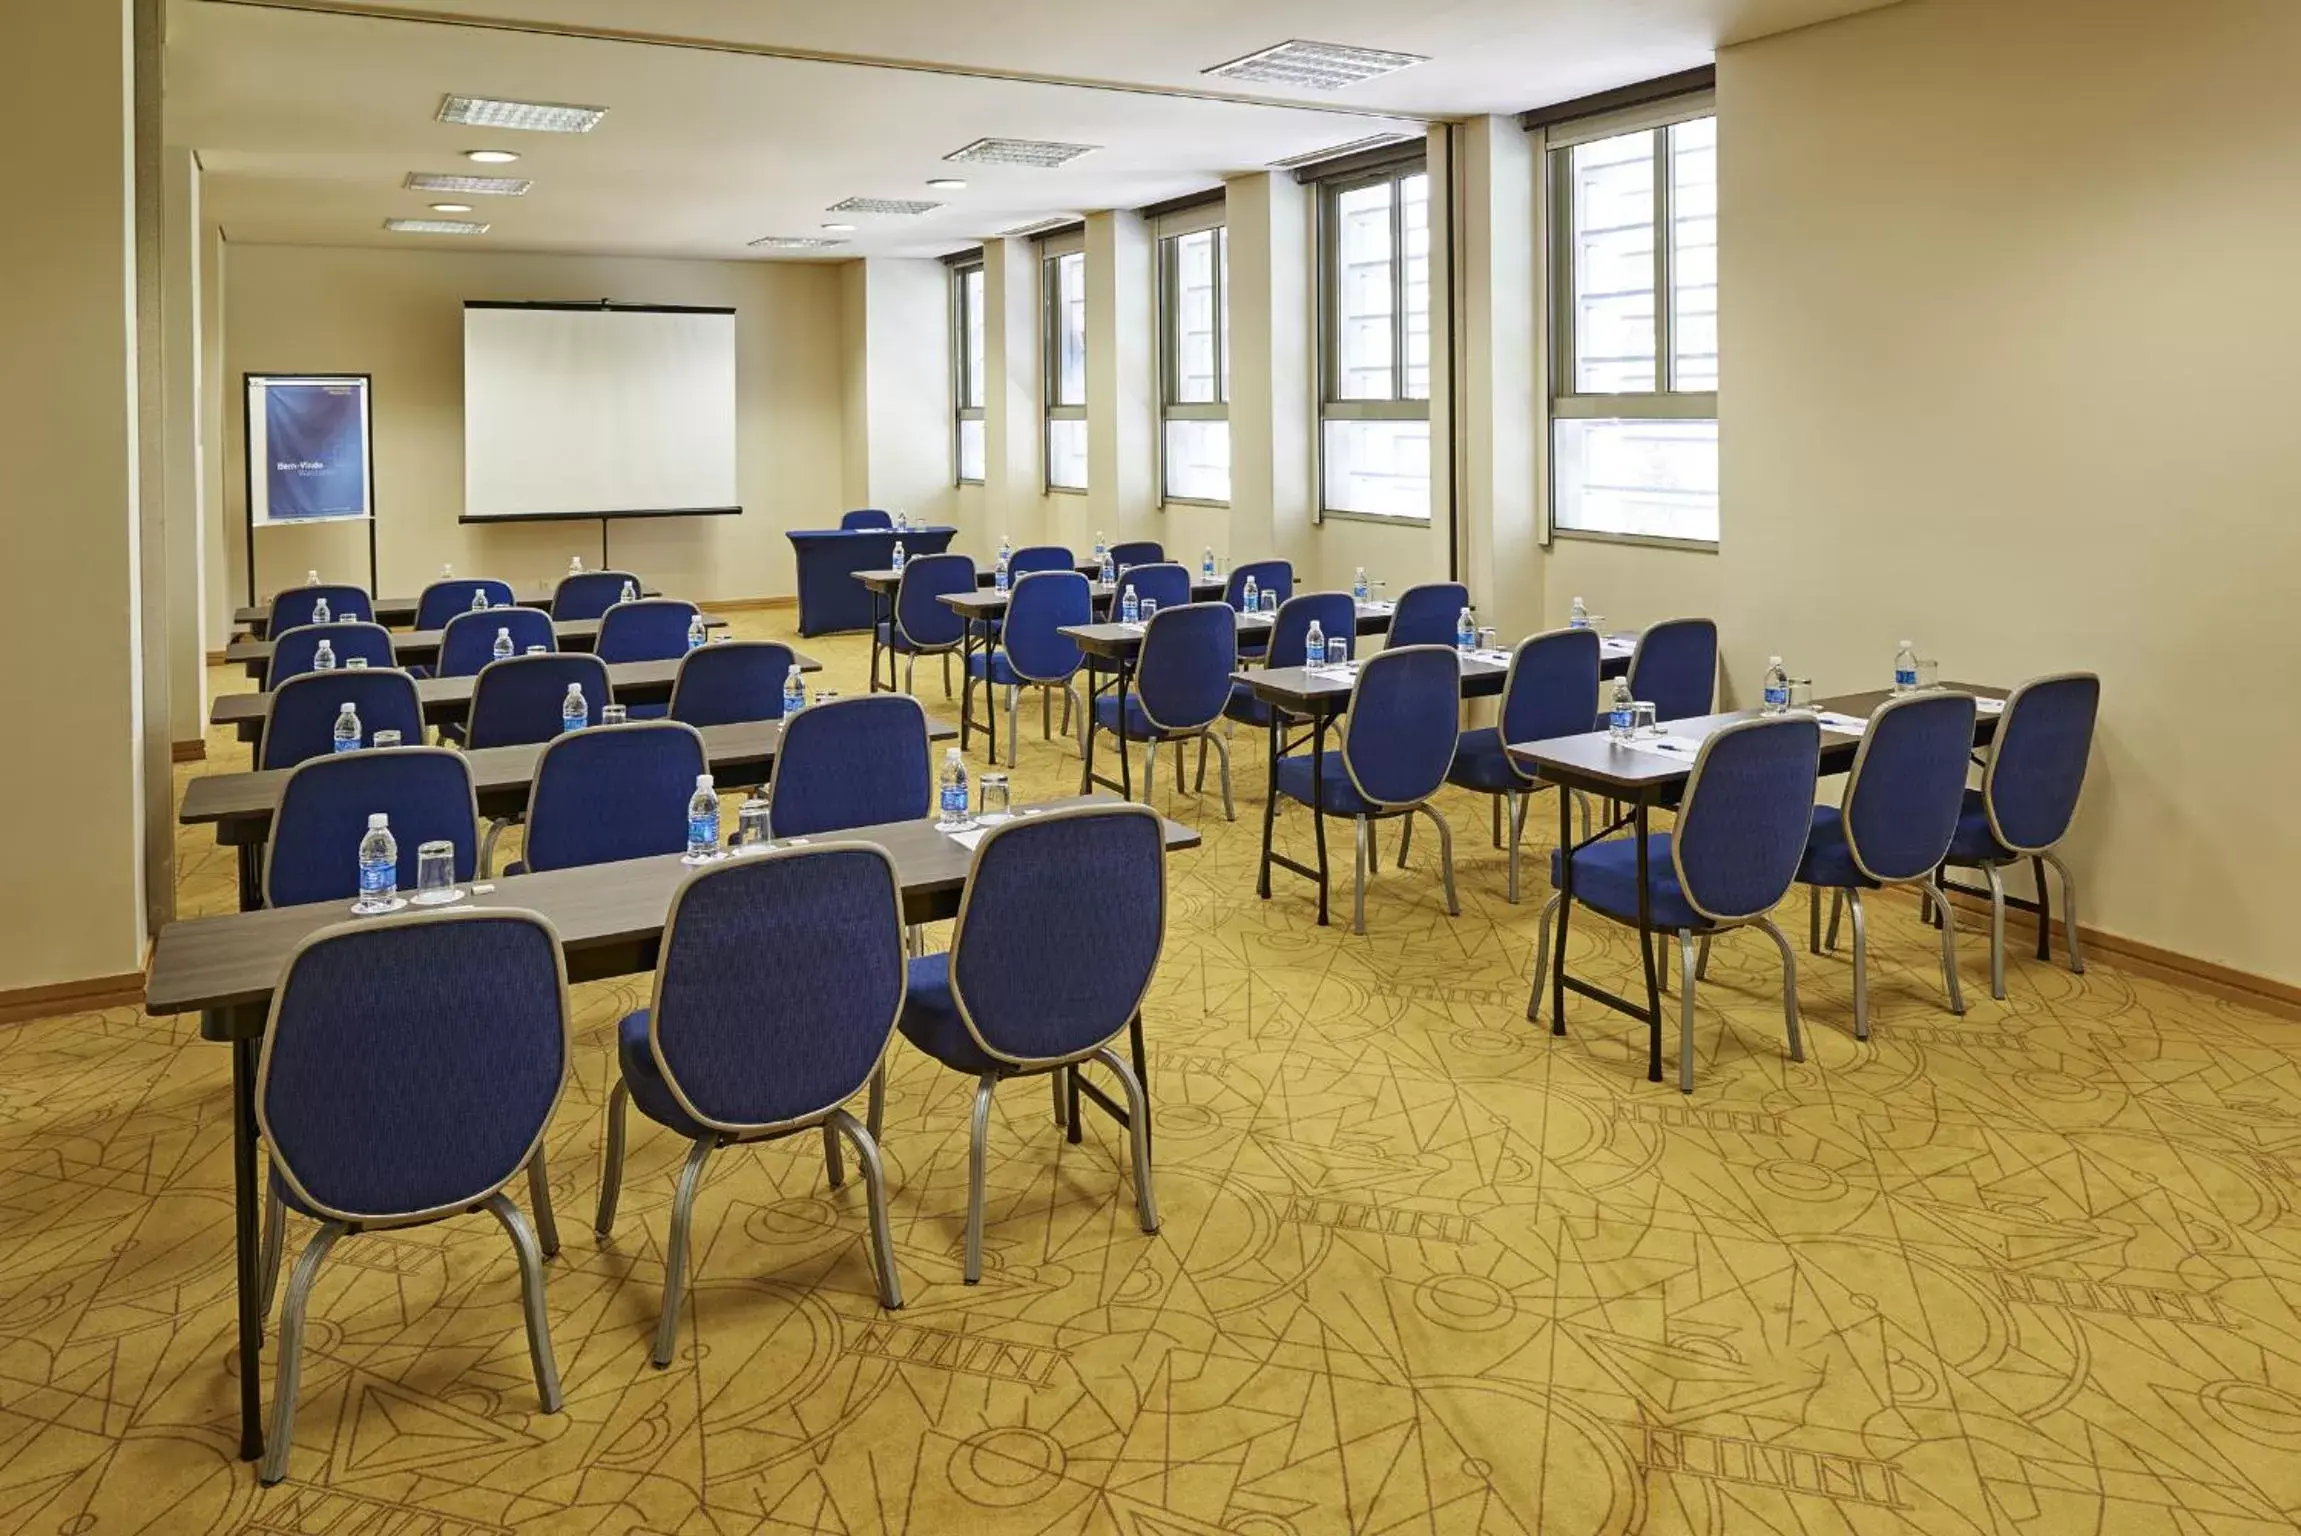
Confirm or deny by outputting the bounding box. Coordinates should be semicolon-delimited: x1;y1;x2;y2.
1545;93;1719;550
951;259;985;486
1155;201;1230;508
1040;233;1087;495
1316;157;1433;524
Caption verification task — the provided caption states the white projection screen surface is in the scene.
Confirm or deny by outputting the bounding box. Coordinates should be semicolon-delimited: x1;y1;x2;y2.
461;303;740;521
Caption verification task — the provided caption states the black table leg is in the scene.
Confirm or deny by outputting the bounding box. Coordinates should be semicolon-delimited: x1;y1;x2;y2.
983;622;998;766
1130;1013;1151;1160
230;1029;264;1460
235;843;263;913
868;592;885;693
1551;786;1572;1036
2032;854;2052;962
1114;653;1135;800
1258;716;1279;900
1634;801;1662;1083
1079;662;1101;794
1065;1063;1082;1145
1311;718;1330;927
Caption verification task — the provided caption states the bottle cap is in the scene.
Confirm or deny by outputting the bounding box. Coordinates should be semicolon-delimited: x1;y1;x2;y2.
341;701;353;711
946;746;962;759
1769;655;1783;665
696;774;714;788
1898;638;1913;647
368;813;388;829
567;682;582;693
497;627;509;636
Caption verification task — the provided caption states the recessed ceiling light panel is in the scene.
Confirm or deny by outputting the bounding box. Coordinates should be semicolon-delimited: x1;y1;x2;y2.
1205;40;1428;90
385;217;488;235
405;172;531;196
750;236;848;250
825;196;944;216
944;138;1100;170
437;95;606;133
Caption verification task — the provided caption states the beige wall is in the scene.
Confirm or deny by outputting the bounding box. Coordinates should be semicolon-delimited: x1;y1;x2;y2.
1718;0;2301;981
218;242;847;620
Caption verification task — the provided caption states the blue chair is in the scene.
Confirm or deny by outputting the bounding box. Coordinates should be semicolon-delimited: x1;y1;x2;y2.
265;621;396;688
897;804;1163;1283
1446;629;1603;903
1943;673;2100;1000
1113;563;1192;615
437;606;556;679
1623;617;1718;724
841;508;895;531
1386;582;1470;648
596;598;704;664
414;578;516;632
1009;545;1074;578
1273;645;1462;934
767;694;931;839
877;552;973;696
254;908;568;1483
260;669;425;770
599;844;908;1362
1223;591;1354;733
1223;560;1294;660
462;653;613;750
1110;540;1164;571
1796;691;1977;1037
670;640;798;726
1088;602;1238;820
551;570;642;622
969;570;1088;768
506;721;708;876
265;747;479;908
1528;714;1819;1092
269;584;372;633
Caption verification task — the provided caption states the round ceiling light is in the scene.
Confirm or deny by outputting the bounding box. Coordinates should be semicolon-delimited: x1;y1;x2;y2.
464;149;521;164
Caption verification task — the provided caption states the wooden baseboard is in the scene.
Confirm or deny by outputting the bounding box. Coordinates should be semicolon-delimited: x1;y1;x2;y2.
0;970;147;1026
1939;889;2301;1020
205;647;230;667
697;595;797;614
171;738;207;763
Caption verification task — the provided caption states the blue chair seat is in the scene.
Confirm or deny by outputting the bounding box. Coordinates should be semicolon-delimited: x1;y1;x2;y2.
1093;692;1188;741
967;649;1024;688
1446;727;1535;794
876;620;945;656
1549;833;1708;932
895;954;1003;1074
615;1009;716;1139
1945;788;2008;863
1272;750;1387;818
1796;805;1879;890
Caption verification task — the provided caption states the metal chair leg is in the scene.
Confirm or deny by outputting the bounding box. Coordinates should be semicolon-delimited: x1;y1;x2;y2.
2042;851;2086;973
1848;888;1871;1041
1754;917;1805;1063
822;1122;845;1189
1351;816;1370;935
1922;876;1966;1016
1206;731;1234;821
868;1060;886;1140
258;1222;345;1485
1526;892;1561;1022
1194;736;1208;794
904;653;916;695
1984;863;2008;999
479;817;514;878
482;1192;565;1413
1091;1045;1160;1235
1143;738;1159;804
1397;814;1413;869
260;1173;286;1323
595;1079;629;1237
651;1138;715;1368
1505;790;1527;904
827;1109;904;1309
1418;803;1459;916
1825;890;1844;953
1677;930;1700;1094
964;1074;995;1284
526;1149;560;1259
1006;685;1020;769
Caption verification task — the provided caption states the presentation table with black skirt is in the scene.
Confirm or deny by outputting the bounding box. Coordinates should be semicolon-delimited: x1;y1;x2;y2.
220;612;727;681
232;582;662;639
787;526;959;637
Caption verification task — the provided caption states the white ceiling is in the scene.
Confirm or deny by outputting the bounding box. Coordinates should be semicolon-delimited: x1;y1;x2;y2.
168;0;1900;261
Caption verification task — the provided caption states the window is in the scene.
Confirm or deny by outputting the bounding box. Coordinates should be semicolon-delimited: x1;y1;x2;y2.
1549;107;1718;544
1042;242;1087;493
952;260;985;484
1319;163;1430;520
1158;211;1229;504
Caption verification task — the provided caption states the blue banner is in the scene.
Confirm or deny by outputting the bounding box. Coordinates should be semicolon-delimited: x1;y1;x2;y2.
263;381;369;521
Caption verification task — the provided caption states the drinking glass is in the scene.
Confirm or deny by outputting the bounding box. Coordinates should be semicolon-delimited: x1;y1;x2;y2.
1260;590;1279;614
711;631;732;644
737;798;771;848
979;773;1012;822
371;729;402;749
346;657;369;670
1788;678;1815;712
526;644;547;655
814;689;840;706
1916;658;1940;690
412;841;460;905
1327;637;1351;667
1139;597;1159;623
1478;626;1499;655
600;703;629;726
1632;701;1659;736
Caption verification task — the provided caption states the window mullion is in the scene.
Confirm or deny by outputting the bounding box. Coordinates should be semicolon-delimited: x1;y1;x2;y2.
1391;177;1408;401
1653;129;1674;395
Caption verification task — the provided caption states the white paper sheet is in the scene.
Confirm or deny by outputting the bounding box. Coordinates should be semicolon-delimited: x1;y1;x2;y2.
1615;734;1706;762
1814;711;1871;735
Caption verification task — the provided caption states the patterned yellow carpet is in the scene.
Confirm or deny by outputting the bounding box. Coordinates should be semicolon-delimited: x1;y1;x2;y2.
7;612;2299;1534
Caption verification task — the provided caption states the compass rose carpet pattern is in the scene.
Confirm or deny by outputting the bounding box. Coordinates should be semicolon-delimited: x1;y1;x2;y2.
4;612;2299;1534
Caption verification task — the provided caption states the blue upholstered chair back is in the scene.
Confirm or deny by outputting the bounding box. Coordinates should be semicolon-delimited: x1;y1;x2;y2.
1010;545;1074;578
551;570;642;622
438;607;555;677
596;598;703;664
270;584;372;632
647;845;906;1131
1109;540;1165;571
1266;592;1358;670
522;721;708;873
1673;715;1822;922
1224;560;1294;611
894;553;974;649
265;747;478;908
670;640;797;726
1003;571;1089;683
841;508;895;531
259;910;568;1222
1628;617;1718;722
950;805;1166;1065
1119;563;1193;614
1843;691;1977;883
1984;673;2100;852
1387;583;1470;648
769;694;931;838
1136;602;1237;732
464;652;612;750
414;579;516;631
267;622;396;688
261;669;425;770
1503;628;1604;749
1342;646;1461;807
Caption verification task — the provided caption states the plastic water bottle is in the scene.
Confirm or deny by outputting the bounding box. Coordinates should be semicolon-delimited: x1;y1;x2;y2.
332;701;360;752
1353;567;1370;603
1121;584;1140;624
1099;550;1115;584
686;774;720;859
620;579;637;605
1241;574;1258;613
314;638;337;671
937;748;970;830
1894;639;1920;693
782;664;806;716
1609;677;1635;740
686;613;707;651
471;588;489;612
357;814;396;905
1569;595;1590;629
1202;547;1216;581
1092;531;1107;565
441;563;454;580
891;539;906;571
1456;607;1478;654
998;532;1013;567
490;626;513;662
1305;620;1327;667
312;596;331;625
561;683;588;734
994;552;1010;594
305;569;320;586
569;555;584;575
1763;656;1791;715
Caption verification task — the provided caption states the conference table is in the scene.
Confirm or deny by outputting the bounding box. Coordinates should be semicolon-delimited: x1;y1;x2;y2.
1507;682;2008;1088
233;583;662;639
221;613;728;681
207;651;822;742
180;711;959;911
144;793;1203;1464
786;526;959;637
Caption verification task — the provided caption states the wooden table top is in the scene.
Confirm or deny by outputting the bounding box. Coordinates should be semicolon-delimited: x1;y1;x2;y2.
233;584;661;629
208;650;823;728
145;795;1202;1022
221;613;729;671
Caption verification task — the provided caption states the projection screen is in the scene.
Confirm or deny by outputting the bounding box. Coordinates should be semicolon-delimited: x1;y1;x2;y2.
461;301;740;522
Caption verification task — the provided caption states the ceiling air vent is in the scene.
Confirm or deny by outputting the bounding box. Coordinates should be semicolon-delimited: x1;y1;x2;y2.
385;218;488;235
436;95;606;133
404;172;531;196
945;138;1100;170
1206;40;1427;91
750;235;848;250
825;196;944;216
